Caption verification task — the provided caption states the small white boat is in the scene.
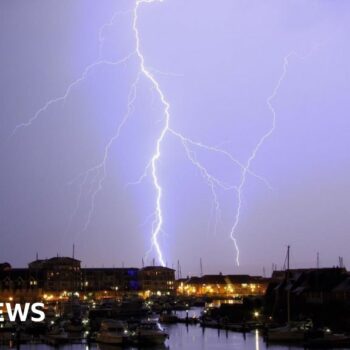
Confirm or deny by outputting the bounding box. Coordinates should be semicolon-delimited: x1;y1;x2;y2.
96;320;128;345
132;320;168;345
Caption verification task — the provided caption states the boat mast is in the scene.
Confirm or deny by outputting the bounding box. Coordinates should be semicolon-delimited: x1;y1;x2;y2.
286;245;291;324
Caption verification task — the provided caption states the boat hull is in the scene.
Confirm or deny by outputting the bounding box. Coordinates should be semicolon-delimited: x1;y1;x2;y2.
267;330;305;342
96;333;124;345
305;335;350;348
134;333;168;345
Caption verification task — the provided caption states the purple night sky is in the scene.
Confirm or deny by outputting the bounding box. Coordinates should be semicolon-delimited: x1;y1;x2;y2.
1;0;350;276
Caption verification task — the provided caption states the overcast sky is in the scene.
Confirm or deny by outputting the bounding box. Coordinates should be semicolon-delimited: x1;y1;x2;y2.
1;0;350;276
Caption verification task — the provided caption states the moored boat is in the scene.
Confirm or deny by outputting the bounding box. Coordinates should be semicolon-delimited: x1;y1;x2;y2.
96;320;128;345
43;327;69;346
267;325;306;342
131;320;168;345
305;333;350;348
225;323;251;333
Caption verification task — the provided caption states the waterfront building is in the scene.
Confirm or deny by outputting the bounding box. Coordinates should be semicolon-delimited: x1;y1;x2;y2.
265;267;350;328
82;267;139;292
0;257;174;300
29;257;81;291
176;274;268;297
0;263;39;302
138;266;175;297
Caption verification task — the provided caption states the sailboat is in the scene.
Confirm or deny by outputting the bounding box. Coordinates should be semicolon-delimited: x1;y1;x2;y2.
267;321;311;342
267;246;311;343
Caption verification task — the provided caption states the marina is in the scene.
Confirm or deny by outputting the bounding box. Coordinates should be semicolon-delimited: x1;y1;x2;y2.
1;323;350;350
1;303;350;349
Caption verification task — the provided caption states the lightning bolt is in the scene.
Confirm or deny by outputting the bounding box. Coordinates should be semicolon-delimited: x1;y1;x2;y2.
98;9;133;60
133;0;171;267
175;136;234;236
167;128;272;236
12;0;301;269
229;51;299;266
80;72;141;233
133;0;273;266
12;8;135;137
11;54;135;136
12;9;140;244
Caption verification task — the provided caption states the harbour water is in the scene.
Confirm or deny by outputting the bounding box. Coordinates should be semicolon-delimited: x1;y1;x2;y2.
0;324;348;350
0;308;347;350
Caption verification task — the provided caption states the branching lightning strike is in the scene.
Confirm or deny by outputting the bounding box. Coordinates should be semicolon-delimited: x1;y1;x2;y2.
229;52;298;266
81;72;141;233
13;0;281;268
132;0;274;266
12;53;135;136
175;47;320;266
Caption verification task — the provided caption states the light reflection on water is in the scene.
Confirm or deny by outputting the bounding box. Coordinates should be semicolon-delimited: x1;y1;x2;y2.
0;325;319;350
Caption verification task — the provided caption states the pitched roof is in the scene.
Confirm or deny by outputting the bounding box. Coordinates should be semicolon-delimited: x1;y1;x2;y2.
332;277;350;292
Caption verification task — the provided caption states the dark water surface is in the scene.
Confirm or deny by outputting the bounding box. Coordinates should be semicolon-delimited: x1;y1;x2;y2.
0;310;345;350
0;324;347;350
